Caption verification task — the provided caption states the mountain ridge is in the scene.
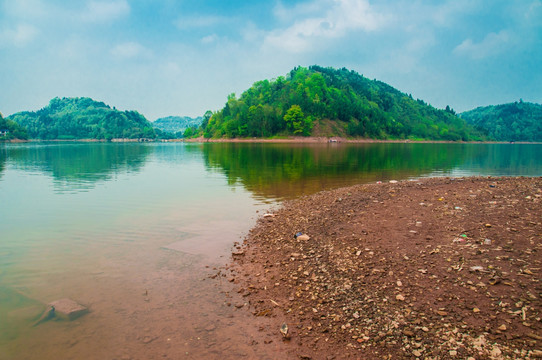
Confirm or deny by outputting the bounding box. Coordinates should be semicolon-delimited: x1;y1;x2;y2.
460;101;542;142
8;97;157;140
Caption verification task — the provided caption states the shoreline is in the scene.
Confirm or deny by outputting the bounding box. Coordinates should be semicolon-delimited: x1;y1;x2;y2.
225;176;541;359
3;137;541;144
183;136;542;144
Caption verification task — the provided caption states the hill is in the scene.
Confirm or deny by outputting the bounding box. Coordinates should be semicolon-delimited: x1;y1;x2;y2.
153;116;202;136
460;101;542;142
0;112;28;140
8;97;157;140
201;66;483;141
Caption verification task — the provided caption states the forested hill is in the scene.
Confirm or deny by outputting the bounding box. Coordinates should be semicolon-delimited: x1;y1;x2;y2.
153;116;202;135
8;97;157;140
0;112;28;140
460;101;542;142
202;66;483;141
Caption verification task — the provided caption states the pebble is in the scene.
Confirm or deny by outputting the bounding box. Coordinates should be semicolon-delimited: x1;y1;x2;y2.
296;234;310;241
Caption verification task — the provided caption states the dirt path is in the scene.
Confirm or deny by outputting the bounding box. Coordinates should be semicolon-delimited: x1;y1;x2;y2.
223;177;541;359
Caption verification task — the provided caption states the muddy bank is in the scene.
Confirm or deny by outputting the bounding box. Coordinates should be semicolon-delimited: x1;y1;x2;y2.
225;177;542;359
183;136;541;144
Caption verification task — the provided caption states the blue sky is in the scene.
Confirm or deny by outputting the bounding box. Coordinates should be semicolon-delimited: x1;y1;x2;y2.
1;0;541;120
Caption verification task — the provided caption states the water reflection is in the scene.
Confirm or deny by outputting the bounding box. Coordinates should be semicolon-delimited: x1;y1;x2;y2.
0;146;6;180
3;143;153;192
457;143;542;176
2;142;541;198
202;142;475;200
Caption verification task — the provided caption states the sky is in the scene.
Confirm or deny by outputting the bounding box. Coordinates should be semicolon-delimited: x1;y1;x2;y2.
1;0;541;121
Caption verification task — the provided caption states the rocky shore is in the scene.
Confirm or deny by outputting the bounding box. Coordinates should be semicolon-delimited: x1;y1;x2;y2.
226;177;541;359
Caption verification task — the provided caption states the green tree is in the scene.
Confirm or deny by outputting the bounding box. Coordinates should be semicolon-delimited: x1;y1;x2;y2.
284;105;309;135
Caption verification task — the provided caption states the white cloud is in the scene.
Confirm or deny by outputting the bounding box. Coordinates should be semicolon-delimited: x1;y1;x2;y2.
264;0;388;53
453;30;512;59
431;0;482;27
0;23;38;47
201;34;219;44
273;0;324;22
82;0;130;23
2;0;48;20
175;15;229;29
110;42;151;59
524;0;542;26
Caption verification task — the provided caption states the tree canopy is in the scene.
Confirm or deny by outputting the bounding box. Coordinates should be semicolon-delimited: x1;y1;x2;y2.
460;101;542;142
198;66;483;141
0;111;28;140
8;97;157;140
152;116;203;138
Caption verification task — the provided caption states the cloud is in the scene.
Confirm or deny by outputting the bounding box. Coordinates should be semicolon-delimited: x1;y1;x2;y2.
2;0;48;20
263;0;388;53
523;0;542;26
175;15;229;29
431;0;482;27
0;23;38;47
82;0;130;23
201;34;219;44
273;0;323;22
453;30;512;59
110;42;151;59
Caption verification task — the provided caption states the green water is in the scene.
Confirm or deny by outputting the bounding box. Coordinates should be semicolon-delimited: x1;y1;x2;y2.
0;142;540;359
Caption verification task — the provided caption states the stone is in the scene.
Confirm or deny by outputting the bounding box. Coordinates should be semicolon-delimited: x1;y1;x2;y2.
280;323;290;339
296;234;310;241
48;298;88;321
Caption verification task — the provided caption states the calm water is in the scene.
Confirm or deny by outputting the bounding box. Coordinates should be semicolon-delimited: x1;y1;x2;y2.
0;142;541;359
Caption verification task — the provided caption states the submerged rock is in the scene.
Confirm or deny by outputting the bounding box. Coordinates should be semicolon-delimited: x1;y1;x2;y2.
48;298;88;321
34;298;88;326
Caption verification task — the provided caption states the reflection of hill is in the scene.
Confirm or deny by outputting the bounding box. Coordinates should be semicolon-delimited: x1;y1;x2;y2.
0;146;6;180
6;143;153;192
202;143;470;201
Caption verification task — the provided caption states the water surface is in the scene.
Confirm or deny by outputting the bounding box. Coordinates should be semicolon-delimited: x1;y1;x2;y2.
0;142;540;359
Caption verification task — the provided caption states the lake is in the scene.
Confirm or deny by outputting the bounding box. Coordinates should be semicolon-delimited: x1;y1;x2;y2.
0;142;541;359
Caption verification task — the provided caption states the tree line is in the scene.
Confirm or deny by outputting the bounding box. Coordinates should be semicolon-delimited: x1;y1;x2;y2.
460;101;542;142
0;112;28;140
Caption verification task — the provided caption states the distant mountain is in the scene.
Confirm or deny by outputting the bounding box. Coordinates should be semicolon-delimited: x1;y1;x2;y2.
152;116;202;135
460;101;542;142
0;112;28;140
8;97;157;140
200;65;483;141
